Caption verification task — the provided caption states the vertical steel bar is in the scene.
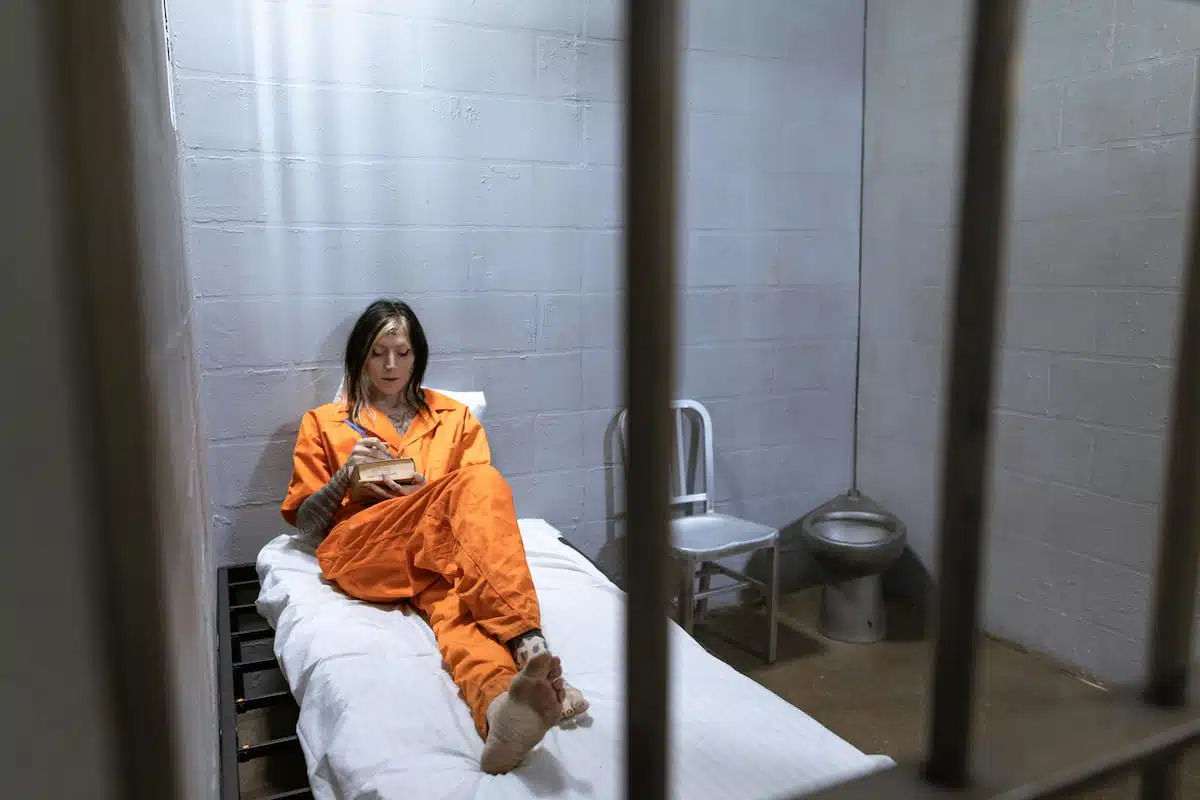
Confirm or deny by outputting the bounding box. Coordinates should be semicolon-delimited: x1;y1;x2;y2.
923;0;1024;788
623;1;679;798
51;0;180;796
1138;61;1200;800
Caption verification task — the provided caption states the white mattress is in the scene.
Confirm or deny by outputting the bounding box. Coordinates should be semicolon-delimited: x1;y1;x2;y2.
256;519;892;800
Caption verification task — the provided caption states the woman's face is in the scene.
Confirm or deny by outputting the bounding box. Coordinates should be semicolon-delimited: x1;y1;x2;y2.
365;322;414;401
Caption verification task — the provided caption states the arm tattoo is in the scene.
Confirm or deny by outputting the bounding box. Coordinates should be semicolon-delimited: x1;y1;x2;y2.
295;465;352;538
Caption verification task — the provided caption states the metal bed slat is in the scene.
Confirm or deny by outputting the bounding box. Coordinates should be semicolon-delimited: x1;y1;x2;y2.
237;691;293;714
231;627;274;644
232;656;280;676
238;734;301;762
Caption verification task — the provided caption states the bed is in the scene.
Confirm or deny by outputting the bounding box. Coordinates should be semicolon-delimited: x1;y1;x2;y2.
255;518;893;799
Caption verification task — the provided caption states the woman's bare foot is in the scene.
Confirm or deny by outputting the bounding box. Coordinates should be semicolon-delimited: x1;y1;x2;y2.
561;682;590;720
480;653;562;774
508;630;588;724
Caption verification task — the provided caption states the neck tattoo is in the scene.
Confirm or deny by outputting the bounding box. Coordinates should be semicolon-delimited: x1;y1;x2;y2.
385;405;415;437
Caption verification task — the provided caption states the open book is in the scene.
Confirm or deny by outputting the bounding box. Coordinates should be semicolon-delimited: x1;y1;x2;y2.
352;458;417;485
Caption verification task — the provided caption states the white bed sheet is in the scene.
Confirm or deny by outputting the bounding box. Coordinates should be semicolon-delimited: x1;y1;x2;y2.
256;519;892;800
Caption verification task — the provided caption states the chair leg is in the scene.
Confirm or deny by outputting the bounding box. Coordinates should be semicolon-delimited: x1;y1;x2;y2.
696;561;711;617
766;542;779;664
678;558;697;635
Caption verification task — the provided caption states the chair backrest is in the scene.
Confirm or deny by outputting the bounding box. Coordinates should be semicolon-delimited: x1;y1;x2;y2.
616;399;715;514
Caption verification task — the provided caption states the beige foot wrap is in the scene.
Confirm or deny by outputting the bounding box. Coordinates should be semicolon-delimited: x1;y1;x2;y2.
561;682;590;720
508;631;590;726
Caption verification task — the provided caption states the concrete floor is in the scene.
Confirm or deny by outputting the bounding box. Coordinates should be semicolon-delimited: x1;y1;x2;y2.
694;588;1200;799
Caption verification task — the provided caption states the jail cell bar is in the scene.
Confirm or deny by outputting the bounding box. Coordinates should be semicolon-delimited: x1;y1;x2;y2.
620;0;1200;798
923;0;1023;788
623;1;679;799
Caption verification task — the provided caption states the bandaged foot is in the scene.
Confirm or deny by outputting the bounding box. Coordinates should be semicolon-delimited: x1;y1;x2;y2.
509;630;590;722
561;683;589;720
481;652;562;774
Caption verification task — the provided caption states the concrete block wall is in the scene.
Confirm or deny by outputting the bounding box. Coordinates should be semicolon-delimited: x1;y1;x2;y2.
168;0;866;570
860;0;1196;684
124;0;218;794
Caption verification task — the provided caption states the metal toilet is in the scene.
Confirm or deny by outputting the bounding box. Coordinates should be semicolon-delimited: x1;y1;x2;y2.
800;491;907;644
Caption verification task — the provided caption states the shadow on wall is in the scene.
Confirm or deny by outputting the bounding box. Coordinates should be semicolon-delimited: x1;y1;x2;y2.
883;549;934;611
594;411;626;582
215;314;356;563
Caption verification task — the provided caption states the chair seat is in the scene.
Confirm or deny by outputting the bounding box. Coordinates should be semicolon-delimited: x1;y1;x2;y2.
670;513;778;559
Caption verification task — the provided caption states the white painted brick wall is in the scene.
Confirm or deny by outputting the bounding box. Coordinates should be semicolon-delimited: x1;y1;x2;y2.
122;0;217;794
861;0;1197;684
169;0;865;571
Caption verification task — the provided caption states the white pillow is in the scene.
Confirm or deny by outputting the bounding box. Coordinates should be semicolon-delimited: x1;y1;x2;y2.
331;380;487;422
433;389;487;422
517;518;566;553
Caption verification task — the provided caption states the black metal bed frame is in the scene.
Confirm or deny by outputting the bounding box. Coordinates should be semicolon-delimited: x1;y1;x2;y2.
217;563;313;800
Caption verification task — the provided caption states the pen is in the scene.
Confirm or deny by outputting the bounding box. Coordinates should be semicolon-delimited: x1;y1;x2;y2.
344;419;396;456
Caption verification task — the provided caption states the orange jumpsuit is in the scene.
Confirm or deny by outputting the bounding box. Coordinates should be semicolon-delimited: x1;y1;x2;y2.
280;389;541;736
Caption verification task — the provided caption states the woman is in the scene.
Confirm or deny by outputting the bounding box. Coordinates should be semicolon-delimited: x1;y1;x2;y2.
281;299;588;774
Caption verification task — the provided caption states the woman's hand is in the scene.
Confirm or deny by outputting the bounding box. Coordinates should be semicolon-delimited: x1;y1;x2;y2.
355;473;427;504
346;437;394;468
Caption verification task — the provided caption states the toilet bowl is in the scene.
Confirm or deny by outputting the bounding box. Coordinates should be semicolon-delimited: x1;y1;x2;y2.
800;493;907;644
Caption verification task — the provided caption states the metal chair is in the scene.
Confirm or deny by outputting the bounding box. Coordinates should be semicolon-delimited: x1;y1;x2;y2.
618;399;779;663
